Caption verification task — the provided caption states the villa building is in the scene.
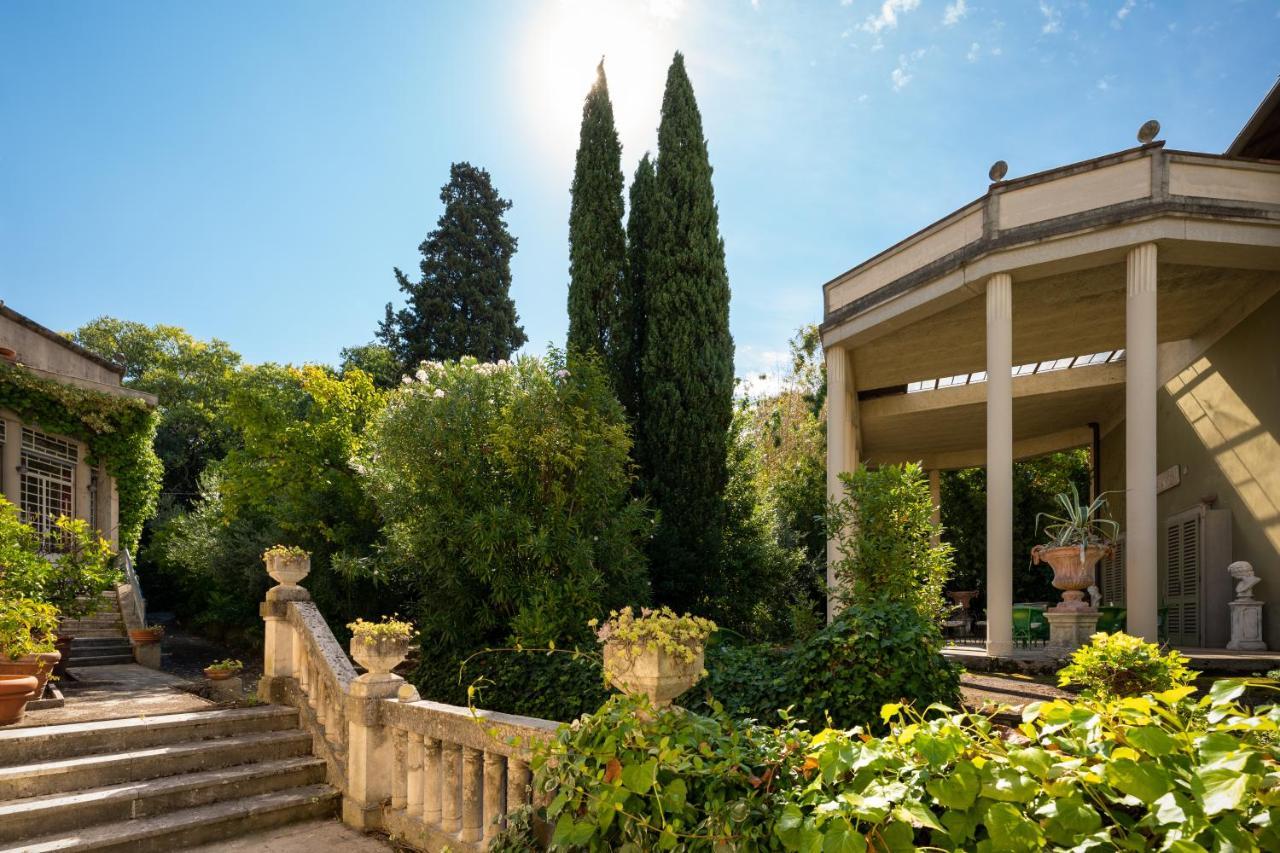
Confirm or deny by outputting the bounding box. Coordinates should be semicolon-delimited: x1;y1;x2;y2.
0;301;155;549
822;81;1280;654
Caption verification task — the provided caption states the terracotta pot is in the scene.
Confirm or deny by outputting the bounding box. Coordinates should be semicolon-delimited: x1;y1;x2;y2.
1032;543;1110;611
350;635;409;675
0;652;61;700
0;675;39;726
265;553;310;589
0;346;17;364
204;667;239;681
129;628;164;645
603;641;705;708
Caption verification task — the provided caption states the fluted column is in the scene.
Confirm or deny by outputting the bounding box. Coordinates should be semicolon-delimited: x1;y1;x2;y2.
986;273;1014;657
825;344;858;621
1126;243;1159;641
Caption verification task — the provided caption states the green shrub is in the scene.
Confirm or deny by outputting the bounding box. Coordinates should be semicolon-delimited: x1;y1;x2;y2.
363;350;649;700
534;680;1280;851
1058;631;1196;699
453;647;608;722
0;597;59;659
0;498;118;621
827;463;951;623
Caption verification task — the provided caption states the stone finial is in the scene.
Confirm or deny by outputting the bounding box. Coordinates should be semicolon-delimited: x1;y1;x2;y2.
1137;119;1161;144
1228;560;1261;601
988;160;1008;182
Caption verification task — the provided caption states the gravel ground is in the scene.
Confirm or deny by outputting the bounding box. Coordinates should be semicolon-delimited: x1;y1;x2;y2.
161;628;264;695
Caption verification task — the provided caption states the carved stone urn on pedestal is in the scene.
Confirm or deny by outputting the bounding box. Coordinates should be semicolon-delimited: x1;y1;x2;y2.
1033;543;1106;656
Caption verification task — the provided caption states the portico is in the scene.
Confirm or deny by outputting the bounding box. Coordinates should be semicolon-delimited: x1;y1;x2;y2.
822;116;1280;654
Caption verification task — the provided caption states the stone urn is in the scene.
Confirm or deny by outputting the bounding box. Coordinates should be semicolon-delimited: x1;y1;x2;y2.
1032;544;1109;611
350;635;410;676
265;550;310;589
0;675;38;726
0;652;61;701
603;641;705;708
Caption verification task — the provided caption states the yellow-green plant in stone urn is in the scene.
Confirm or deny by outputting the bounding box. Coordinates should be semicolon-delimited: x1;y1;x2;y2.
348;617;414;675
594;607;715;707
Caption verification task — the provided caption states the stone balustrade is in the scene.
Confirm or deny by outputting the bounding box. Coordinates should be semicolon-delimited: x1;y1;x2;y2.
256;555;557;850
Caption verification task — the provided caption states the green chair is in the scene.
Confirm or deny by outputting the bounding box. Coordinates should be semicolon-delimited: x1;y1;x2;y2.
1012;607;1034;647
1031;608;1049;644
1096;606;1126;634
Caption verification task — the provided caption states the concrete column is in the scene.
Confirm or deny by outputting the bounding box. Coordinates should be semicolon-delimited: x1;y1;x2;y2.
1125;243;1159;642
343;671;403;830
986;273;1014;657
825;344;858;621
928;468;942;547
1;415;21;509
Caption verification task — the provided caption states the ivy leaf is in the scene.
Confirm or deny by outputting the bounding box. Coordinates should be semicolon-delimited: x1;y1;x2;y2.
1197;768;1250;816
1036;795;1101;845
926;762;979;809
1209;679;1247;704
1008;747;1054;779
1125;725;1178;756
895;799;944;832
1152;791;1189;826
1106;759;1172;804
983;802;1043;852
821;824;867;853
621;759;656;794
981;765;1039;803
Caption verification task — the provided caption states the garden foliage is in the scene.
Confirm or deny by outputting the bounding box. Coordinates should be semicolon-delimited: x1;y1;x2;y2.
1058;631;1197;700
828;463;951;623
535;680;1280;851
361;350;649;702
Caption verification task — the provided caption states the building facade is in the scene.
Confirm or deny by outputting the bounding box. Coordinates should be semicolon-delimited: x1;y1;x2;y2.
822;83;1280;653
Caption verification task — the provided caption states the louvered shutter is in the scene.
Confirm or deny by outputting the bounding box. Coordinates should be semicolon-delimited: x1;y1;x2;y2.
1100;535;1125;606
1164;510;1202;647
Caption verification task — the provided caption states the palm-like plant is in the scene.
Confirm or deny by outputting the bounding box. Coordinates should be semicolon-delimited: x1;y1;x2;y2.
1035;484;1120;554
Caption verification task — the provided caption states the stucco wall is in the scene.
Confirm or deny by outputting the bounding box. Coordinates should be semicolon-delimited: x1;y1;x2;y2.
0;313;122;388
1099;292;1280;650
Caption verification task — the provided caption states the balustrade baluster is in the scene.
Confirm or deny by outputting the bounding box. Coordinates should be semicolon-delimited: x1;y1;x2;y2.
391;727;408;809
407;731;425;820
424;737;442;825
441;741;462;833
507;756;532;811
483;752;506;842
461;746;484;843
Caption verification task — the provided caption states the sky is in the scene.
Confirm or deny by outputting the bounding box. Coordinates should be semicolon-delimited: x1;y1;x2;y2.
2;1;1277;394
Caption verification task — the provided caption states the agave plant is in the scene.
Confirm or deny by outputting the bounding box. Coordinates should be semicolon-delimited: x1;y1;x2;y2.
1035;484;1120;551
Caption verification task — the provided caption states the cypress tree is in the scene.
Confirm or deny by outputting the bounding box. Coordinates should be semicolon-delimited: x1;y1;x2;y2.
379;162;527;366
567;61;628;368
640;53;735;612
617;152;656;427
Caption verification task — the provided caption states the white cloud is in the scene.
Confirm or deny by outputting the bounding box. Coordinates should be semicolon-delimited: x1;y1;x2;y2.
857;93;870;103
1113;0;1137;27
891;48;926;91
646;0;685;21
943;0;968;27
966;41;981;62
861;0;921;35
1039;1;1062;34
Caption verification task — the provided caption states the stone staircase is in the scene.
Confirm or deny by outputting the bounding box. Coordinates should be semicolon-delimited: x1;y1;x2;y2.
59;592;133;667
0;706;338;851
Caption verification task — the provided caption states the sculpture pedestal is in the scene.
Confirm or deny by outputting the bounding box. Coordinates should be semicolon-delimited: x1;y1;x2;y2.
1044;609;1099;657
1227;600;1266;651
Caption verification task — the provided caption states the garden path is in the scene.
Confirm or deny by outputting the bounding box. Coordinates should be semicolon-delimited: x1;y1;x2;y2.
15;663;214;727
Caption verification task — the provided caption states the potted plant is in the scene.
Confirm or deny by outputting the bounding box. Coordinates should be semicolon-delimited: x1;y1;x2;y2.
593;607;716;708
0;674;38;726
0;596;61;703
263;545;310;588
128;624;165;644
203;659;244;681
1032;485;1120;611
348;617;414;675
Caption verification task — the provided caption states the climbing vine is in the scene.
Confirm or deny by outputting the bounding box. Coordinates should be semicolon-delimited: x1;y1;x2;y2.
0;361;162;554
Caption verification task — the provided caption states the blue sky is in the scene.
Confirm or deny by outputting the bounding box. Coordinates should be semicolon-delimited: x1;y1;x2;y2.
2;1;1276;391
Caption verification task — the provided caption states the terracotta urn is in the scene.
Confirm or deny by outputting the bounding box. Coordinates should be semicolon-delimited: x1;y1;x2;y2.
204;666;239;681
0;346;17;364
129;628;164;645
0;652;61;700
603;641;705;708
1032;543;1110;611
265;552;310;589
350;636;410;676
0;675;39;726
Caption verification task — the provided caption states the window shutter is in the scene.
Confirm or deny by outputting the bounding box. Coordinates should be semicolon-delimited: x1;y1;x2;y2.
1100;535;1125;606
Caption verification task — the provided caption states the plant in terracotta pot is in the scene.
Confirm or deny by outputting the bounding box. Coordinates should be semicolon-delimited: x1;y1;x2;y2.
129;624;165;645
0;596;61;704
593;607;716;708
1032;485;1120;612
348;617;414;676
263;545;310;589
204;659;244;681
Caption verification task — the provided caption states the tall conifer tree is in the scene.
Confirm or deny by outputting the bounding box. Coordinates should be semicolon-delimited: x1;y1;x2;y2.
640;53;735;611
380;162;527;366
617;153;656;427
567;62;628;369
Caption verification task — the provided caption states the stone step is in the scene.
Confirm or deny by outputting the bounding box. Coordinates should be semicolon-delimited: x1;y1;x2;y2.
57;630;127;639
0;707;299;766
58;653;134;667
68;638;133;650
58;618;124;629
3;784;338;852
0;756;327;842
0;729;313;798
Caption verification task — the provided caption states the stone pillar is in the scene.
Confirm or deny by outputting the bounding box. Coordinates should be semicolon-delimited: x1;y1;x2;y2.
257;591;307;704
825;344;858;622
1;415;21;508
343;669;404;830
986;273;1014;657
928;468;942;547
1125;243;1159;642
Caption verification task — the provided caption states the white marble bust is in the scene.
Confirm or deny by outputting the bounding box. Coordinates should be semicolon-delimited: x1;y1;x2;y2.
1228;561;1261;601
